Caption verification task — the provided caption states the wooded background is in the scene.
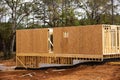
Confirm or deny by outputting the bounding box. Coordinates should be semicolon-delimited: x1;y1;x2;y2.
0;0;120;59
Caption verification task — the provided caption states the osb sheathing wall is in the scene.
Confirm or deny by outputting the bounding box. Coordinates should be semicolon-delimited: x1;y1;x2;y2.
79;25;102;55
53;27;80;54
53;28;63;53
66;27;80;54
53;25;103;55
16;29;48;53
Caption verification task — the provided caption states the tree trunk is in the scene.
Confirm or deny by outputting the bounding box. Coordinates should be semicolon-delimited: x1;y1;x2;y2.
9;34;15;58
2;40;8;59
111;0;114;24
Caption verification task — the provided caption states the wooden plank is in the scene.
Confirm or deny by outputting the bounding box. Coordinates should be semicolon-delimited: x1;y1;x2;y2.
79;25;103;55
108;62;120;65
53;27;80;54
16;53;103;58
115;27;118;53
62;28;68;53
16;30;33;53
16;31;21;53
53;27;63;53
119;26;120;52
103;54;120;59
102;25;105;55
16;56;27;68
33;29;48;53
53;25;103;55
65;27;80;54
16;29;48;53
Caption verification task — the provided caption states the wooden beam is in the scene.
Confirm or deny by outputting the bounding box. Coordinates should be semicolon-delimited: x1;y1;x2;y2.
16;53;103;59
16;56;27;69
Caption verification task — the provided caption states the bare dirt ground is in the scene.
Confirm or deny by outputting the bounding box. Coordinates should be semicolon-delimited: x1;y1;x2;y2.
0;59;120;80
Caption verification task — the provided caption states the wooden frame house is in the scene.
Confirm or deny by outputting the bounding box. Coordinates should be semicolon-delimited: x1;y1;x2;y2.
16;24;120;68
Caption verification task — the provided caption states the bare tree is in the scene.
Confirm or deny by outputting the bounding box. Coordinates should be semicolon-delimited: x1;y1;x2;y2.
1;0;33;58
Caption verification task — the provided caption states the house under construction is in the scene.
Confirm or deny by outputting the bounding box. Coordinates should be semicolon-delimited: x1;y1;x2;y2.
16;24;120;68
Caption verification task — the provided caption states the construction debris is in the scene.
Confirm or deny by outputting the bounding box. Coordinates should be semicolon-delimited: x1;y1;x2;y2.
108;62;120;65
20;72;36;77
45;71;49;73
52;69;66;72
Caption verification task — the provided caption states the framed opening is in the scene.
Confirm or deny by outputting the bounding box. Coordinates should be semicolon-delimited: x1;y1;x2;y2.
111;29;116;48
48;28;53;53
63;32;69;38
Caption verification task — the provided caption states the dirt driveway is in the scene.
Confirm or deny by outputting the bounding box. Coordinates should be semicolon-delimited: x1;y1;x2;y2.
0;59;120;80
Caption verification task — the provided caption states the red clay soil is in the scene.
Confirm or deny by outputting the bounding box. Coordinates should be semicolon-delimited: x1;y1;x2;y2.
0;59;120;80
0;59;16;66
